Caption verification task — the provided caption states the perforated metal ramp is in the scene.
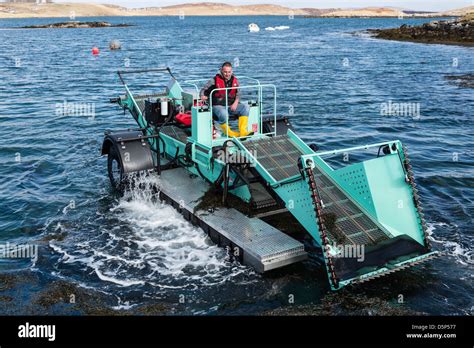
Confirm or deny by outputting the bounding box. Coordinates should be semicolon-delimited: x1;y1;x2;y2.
243;135;303;182
309;165;391;246
157;167;307;272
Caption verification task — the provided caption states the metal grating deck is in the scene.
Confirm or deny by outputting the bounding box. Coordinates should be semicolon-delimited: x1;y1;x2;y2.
157;167;307;272
249;182;278;210
242;135;304;182
311;165;390;246
160;125;189;143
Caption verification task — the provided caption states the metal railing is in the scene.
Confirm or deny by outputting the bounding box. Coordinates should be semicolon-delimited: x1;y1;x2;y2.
116;68;177;155
309;141;399;157
183;76;262;93
209;84;277;146
116;68;175;129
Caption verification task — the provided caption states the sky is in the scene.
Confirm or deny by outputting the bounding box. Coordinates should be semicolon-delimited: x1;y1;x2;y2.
52;0;473;12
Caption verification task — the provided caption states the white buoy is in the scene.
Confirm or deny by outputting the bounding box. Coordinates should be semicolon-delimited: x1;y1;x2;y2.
109;40;121;50
248;23;260;32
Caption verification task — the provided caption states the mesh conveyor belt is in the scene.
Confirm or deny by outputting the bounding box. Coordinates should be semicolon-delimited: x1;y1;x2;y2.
160;125;189;143
242;135;304;182
311;167;390;245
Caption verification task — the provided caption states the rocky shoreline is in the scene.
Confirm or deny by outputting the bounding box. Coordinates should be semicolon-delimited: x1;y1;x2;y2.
19;21;132;29
369;14;474;46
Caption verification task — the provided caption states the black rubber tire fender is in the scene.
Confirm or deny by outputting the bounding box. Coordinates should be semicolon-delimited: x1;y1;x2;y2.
107;146;124;191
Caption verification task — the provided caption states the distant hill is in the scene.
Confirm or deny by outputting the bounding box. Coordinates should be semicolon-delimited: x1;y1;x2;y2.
296;8;338;17
301;5;474;18
0;2;306;18
0;2;472;19
440;6;474;17
320;7;403;18
0;3;126;18
315;5;473;18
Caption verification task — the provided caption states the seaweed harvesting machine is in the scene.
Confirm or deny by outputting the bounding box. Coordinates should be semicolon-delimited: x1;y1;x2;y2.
102;68;438;290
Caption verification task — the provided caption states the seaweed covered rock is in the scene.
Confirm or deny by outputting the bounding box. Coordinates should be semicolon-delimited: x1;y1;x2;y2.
20;21;132;29
369;15;474;46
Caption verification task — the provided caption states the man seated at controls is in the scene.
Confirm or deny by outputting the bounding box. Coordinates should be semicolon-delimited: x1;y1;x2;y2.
200;61;253;138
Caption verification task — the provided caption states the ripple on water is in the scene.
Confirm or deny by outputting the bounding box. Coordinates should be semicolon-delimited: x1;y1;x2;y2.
0;16;472;314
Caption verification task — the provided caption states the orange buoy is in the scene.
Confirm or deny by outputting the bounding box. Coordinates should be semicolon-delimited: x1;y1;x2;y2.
92;47;100;55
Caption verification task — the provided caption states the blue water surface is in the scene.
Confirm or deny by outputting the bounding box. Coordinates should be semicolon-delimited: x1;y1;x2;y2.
0;16;472;315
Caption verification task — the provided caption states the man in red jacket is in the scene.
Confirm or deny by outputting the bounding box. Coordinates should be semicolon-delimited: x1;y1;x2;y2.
200;62;252;138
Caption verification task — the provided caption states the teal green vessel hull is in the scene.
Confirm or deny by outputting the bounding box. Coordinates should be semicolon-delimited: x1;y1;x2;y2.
103;69;438;290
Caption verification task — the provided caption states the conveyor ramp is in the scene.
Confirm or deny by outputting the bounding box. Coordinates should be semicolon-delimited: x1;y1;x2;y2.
237;134;437;289
239;134;391;246
308;165;391;246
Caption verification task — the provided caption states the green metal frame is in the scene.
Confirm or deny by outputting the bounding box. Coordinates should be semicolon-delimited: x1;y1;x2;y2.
309;140;425;244
208;84;277;144
113;69;436;291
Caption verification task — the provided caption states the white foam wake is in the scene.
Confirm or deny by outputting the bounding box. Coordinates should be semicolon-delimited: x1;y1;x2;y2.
427;222;473;266
50;174;255;290
265;26;290;31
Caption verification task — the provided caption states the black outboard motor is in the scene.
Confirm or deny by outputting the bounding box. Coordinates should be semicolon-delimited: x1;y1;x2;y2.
145;97;175;126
